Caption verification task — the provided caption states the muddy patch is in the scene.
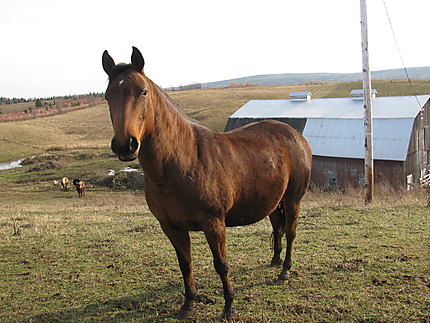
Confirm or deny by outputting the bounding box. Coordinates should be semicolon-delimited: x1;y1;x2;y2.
93;171;145;191
27;161;64;172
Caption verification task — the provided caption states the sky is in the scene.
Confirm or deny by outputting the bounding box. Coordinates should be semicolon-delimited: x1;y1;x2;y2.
0;0;429;99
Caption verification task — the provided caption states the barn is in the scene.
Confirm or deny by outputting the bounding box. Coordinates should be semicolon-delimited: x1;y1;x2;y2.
224;91;430;189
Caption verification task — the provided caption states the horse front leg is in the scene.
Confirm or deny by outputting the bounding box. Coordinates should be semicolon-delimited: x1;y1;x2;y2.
203;217;234;321
160;224;197;319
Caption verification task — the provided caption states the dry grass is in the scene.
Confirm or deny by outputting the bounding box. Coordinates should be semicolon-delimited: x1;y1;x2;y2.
0;164;428;322
305;185;428;209
0;104;112;162
169;84;321;131
0;102;37;114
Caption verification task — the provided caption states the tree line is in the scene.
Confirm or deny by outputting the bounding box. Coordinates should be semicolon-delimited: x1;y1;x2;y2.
0;93;104;105
0;97;28;105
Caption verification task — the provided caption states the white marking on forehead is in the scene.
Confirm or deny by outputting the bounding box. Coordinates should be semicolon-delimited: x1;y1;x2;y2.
118;79;124;86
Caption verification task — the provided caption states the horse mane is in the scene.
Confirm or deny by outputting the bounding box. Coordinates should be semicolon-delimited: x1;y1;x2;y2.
148;79;199;170
153;83;199;124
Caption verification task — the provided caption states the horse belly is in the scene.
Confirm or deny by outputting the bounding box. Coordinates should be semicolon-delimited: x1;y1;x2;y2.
225;190;282;227
225;211;267;227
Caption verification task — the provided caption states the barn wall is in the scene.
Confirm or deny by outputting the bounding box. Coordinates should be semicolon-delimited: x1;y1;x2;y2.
406;100;430;184
311;156;404;189
225;117;407;188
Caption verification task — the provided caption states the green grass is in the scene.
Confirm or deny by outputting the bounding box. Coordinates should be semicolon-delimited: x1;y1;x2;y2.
0;158;429;322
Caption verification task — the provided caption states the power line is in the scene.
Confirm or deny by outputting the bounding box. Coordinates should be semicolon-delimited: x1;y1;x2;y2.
382;0;422;108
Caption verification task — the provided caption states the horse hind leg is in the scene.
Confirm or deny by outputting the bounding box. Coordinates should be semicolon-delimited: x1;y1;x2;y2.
269;204;285;266
277;200;301;282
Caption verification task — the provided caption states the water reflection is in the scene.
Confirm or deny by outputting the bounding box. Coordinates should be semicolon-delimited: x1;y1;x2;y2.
0;159;24;171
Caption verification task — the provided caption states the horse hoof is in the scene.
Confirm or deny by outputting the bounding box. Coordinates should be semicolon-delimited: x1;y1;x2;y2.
276;269;298;285
221;305;237;321
175;309;191;320
270;257;283;267
275;278;290;285
175;303;193;320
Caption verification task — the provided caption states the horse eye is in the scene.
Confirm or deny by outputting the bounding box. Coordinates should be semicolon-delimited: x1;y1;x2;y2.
141;89;148;97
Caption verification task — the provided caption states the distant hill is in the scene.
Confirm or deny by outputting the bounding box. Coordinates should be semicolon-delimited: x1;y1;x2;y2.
200;67;430;89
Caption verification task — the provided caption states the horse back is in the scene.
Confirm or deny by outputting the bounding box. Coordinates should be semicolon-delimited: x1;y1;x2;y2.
224;120;312;175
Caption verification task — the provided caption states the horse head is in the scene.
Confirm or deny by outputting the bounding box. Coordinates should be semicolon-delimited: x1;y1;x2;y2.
102;47;154;161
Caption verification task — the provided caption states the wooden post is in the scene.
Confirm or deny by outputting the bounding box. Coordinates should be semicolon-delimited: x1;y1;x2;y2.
360;0;374;204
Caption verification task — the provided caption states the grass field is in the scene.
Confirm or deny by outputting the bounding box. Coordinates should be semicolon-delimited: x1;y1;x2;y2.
0;104;113;163
0;102;38;114
0;155;428;322
0;81;429;321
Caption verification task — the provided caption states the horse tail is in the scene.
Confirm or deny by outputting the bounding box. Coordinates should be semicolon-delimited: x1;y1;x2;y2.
277;200;286;231
270;201;286;250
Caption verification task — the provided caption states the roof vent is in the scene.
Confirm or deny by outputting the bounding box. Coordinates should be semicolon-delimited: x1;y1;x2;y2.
350;89;377;100
290;91;312;101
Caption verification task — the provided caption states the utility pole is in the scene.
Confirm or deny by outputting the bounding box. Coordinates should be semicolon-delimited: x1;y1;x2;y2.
360;0;374;204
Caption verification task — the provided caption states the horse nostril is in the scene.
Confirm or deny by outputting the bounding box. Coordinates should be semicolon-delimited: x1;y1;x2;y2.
111;138;120;155
129;136;139;154
111;137;139;160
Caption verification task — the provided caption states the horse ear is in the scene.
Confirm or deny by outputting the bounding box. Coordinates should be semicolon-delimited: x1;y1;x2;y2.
102;50;116;76
131;46;145;72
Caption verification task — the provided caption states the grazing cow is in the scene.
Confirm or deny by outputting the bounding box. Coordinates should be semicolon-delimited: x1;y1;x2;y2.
61;177;69;191
73;178;85;197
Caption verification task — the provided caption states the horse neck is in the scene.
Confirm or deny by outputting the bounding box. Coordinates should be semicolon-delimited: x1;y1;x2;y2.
140;83;197;173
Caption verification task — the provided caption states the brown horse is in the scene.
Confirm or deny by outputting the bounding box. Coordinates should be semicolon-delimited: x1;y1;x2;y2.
61;177;69;191
102;47;312;320
73;178;86;197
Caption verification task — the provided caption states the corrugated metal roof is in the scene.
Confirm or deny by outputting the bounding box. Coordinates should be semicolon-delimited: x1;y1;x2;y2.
303;118;414;161
228;95;430;161
230;95;429;119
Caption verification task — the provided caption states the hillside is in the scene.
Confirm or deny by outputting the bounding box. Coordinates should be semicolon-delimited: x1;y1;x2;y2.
199;67;430;89
0;104;113;162
0;96;104;121
1;79;429;163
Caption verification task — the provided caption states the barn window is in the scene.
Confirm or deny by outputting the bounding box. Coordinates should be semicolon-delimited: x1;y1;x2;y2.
328;171;338;187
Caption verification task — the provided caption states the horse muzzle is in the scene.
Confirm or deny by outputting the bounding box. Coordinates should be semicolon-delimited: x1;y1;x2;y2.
111;136;140;161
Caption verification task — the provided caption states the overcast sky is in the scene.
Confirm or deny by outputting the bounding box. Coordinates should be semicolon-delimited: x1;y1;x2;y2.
0;0;429;98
